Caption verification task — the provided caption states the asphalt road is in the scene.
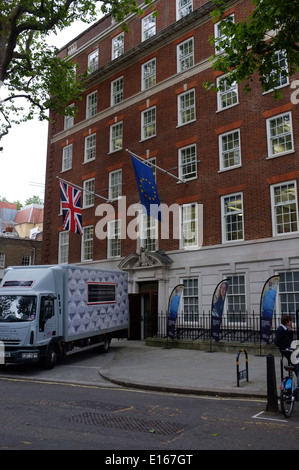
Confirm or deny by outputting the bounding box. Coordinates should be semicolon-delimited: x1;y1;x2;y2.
0;347;298;451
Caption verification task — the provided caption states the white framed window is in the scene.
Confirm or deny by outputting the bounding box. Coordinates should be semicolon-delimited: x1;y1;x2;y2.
86;91;97;119
21;255;31;266
108;219;121;258
58;231;69;264
271;181;298;236
221;192;244;242
111;76;124;106
83;178;95;208
81;226;93;261
109;169;122;201
179;144;197;181
0;252;5;268
266;112;294;158
112;33;124;59
141;107;156;140
140;214;158;252
177;38;194;72
217;76;238;111
88;49;98;73
177;0;193;20
226;274;246;322
110;121;123;152
279;271;299;314
214;15;234;54
182;278;198;322
178;89;196;126
62;143;72;171
219;129;241;170
84;133;96;162
265;50;289;91
142;12;156;41
64;104;74;130
142;58;156;90
181;203;198;249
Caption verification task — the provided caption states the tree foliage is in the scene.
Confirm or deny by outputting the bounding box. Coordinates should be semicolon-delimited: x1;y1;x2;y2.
207;0;299;95
0;0;154;140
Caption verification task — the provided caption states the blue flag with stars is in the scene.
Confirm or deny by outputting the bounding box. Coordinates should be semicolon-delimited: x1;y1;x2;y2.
131;155;161;221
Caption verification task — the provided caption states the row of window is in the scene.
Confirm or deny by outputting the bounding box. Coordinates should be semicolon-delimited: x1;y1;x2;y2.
0;253;31;268
62;109;295;184
58;179;299;263
181;271;299;322
83;0;194;70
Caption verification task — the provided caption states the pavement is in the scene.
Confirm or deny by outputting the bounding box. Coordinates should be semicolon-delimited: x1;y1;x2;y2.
99;339;284;399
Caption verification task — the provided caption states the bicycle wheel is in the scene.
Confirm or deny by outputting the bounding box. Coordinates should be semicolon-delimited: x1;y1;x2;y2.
280;377;295;418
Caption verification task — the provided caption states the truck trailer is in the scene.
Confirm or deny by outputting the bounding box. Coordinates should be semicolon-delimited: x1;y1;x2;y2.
0;264;129;368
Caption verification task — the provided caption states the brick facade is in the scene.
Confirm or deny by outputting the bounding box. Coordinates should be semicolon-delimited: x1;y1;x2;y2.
42;0;299;330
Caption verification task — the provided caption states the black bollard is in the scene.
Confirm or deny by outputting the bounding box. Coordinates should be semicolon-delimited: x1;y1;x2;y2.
266;354;278;412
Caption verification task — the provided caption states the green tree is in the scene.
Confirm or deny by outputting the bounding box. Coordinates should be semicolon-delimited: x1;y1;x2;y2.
207;0;299;95
25;195;43;205
0;0;154;140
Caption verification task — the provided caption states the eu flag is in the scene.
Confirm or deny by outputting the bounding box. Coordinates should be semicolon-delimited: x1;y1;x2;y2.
131;155;161;221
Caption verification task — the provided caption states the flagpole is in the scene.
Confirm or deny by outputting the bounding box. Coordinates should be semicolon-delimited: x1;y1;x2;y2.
127;149;187;184
57;176;114;203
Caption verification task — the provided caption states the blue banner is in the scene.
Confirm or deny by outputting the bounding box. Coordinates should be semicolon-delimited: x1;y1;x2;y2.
260;275;280;343
211;280;228;342
167;285;183;340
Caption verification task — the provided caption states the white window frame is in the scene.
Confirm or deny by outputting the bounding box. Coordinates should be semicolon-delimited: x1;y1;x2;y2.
109;169;122;201
142;58;156;90
88;49;99;73
178;89;196;126
176;0;193;20
264;50;289;92
81;225;93;262
266;112;294;158
141;106;156;140
64;104;74;130
221;192;244;243
110;121;123;153
219;129;241;171
112;33;124;59
86;91;97;119
271;181;298;236
108;219;121;258
111;76;124;106
178;144;197;181
139;214;158;252
84;133;96;163
177;38;194;73
58;231;69;264
142;12;156;41
62;143;72;171
83;178;95;208
0;252;5;268
217;76;238;111
214;15;234;54
180;203;198;249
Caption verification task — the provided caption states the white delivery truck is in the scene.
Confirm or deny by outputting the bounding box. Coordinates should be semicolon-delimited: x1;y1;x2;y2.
0;264;128;368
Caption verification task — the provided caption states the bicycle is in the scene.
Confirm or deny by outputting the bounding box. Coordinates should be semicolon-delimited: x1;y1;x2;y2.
280;348;299;418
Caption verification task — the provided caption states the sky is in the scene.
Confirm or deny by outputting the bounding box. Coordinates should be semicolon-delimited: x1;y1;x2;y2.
0;20;94;206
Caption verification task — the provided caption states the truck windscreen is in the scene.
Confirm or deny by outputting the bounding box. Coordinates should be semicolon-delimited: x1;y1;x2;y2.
0;295;37;322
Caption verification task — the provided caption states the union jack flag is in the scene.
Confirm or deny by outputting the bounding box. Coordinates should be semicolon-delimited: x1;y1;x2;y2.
60;181;83;235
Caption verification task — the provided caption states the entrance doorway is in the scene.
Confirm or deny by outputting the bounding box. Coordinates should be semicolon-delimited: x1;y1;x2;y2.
128;281;158;340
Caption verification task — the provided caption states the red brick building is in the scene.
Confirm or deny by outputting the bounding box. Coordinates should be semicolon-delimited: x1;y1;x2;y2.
43;0;299;338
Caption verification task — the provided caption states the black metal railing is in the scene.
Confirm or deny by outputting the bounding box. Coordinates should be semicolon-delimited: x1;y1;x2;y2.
145;311;299;344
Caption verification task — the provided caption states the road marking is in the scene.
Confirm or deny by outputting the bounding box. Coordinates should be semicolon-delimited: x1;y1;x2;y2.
252;410;289;423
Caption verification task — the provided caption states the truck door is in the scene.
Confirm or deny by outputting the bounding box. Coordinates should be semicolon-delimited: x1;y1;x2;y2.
37;296;58;339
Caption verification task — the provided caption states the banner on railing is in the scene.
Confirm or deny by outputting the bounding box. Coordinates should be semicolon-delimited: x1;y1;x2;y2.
167;284;184;340
260;275;280;343
211;279;229;342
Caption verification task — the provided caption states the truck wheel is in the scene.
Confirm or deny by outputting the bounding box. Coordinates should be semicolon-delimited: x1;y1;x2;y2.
100;336;110;353
41;344;59;369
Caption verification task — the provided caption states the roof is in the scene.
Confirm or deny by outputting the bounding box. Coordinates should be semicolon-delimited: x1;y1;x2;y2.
14;204;44;225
